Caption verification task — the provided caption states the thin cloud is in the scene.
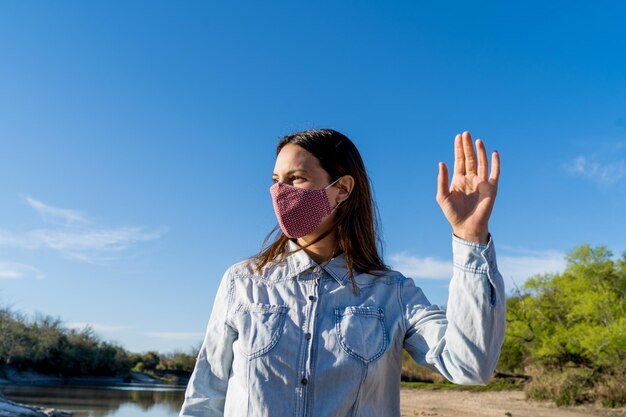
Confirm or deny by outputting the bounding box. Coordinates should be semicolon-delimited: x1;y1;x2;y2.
66;322;133;333
0;227;162;263
22;195;90;225
389;246;567;290
563;155;626;186
0;262;45;280
1;195;164;263
389;252;451;280
497;248;566;290
144;331;204;341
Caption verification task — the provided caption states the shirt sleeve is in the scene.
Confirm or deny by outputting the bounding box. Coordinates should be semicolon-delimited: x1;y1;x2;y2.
398;233;506;385
179;266;238;416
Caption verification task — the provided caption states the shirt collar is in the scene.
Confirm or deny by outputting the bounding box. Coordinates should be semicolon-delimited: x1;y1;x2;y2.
284;238;350;286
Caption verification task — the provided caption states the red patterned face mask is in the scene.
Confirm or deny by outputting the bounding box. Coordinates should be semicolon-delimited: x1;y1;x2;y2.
269;177;343;238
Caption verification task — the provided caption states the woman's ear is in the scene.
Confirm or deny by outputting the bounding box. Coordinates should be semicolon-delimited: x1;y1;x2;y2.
336;175;355;202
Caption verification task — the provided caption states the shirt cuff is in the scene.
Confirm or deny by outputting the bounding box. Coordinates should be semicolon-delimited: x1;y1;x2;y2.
452;232;498;274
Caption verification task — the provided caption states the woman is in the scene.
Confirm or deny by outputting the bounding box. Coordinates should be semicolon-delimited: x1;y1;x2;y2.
180;129;505;417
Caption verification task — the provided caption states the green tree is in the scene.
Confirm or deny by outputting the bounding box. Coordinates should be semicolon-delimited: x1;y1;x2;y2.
498;244;626;406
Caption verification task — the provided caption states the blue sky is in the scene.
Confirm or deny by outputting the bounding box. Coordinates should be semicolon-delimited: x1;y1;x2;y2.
1;1;625;354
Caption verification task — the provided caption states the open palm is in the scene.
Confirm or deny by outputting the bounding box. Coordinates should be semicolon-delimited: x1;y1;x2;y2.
436;131;500;244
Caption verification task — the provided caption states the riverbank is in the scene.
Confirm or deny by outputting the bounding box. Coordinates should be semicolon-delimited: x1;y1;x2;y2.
0;368;187;387
0;395;72;417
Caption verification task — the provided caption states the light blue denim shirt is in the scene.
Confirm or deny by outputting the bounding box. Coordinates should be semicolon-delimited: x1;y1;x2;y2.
180;234;506;417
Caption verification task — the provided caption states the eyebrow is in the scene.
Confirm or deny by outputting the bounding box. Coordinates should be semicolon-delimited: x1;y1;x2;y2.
272;169;309;177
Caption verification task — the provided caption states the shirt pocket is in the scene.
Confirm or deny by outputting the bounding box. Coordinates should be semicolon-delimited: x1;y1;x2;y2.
334;305;389;365
233;302;289;359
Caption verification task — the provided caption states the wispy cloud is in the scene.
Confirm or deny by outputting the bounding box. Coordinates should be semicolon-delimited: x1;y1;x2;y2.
389;252;451;280
67;324;205;341
1;195;164;263
497;246;566;290
66;322;133;333
0;261;45;280
22;195;90;225
389;245;567;290
0;227;162;263
563;154;626;186
143;331;204;341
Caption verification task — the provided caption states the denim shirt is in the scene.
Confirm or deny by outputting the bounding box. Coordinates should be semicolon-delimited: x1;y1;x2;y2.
179;234;506;417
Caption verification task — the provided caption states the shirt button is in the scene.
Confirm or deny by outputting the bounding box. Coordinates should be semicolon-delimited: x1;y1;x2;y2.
306;332;311;340
308;295;316;301
301;377;308;385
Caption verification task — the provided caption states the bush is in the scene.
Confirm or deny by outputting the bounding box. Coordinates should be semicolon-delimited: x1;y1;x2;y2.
499;245;626;375
0;306;132;377
497;244;626;408
400;350;445;383
157;350;198;375
525;368;596;406
130;351;160;373
597;372;626;408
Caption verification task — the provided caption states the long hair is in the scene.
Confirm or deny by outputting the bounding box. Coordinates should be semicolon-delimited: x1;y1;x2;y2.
252;128;390;294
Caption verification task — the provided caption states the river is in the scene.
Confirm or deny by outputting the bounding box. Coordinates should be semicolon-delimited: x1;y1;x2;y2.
0;383;185;417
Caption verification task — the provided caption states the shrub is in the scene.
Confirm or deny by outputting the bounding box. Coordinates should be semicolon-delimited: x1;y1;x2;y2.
525;368;596;406
597;372;626;408
400;350;445;383
0;306;132;377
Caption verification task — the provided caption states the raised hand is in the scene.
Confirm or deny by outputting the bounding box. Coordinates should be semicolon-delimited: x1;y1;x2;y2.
436;131;500;244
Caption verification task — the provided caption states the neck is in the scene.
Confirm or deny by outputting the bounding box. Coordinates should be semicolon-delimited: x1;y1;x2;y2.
296;230;339;264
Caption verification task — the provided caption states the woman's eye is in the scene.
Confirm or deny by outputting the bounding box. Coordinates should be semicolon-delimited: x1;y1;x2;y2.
272;176;305;183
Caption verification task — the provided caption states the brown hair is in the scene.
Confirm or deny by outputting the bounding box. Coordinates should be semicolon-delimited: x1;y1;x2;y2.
252;128;390;294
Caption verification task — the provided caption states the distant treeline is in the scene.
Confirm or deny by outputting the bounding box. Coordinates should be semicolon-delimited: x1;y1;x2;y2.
1;244;625;407
0;306;198;379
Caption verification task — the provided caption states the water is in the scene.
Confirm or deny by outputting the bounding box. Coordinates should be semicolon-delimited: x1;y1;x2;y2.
0;383;186;417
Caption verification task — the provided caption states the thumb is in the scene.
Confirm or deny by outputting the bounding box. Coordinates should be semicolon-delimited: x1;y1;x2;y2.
436;162;450;204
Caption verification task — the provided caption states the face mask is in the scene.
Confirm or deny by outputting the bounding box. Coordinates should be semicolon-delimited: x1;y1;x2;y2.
269;177;343;238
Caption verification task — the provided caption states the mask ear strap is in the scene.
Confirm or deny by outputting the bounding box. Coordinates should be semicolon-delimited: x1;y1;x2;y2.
327;176;345;213
325;176;343;189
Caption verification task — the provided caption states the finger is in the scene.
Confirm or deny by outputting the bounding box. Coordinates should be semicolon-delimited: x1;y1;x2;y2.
489;150;500;187
462;131;477;175
437;162;450;203
453;133;465;176
476;139;488;180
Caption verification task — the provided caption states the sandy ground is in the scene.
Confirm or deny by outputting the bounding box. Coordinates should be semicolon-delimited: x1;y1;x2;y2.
400;388;626;417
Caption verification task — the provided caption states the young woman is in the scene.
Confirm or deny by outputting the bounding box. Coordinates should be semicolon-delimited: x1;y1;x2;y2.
180;129;505;417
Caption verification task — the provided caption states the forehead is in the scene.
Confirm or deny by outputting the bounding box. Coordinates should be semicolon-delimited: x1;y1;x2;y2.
272;143;324;174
